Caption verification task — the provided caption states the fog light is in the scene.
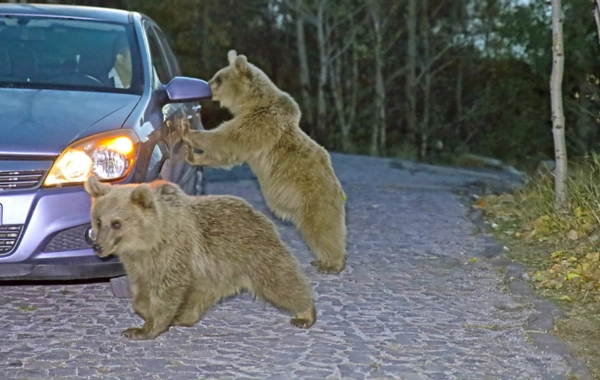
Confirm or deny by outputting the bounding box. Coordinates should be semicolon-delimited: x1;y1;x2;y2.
84;227;96;245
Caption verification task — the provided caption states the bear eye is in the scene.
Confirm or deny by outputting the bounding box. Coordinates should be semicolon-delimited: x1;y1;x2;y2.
215;75;222;86
111;221;121;230
96;218;101;228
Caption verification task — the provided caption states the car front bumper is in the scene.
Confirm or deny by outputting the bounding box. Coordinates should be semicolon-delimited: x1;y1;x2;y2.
0;185;124;281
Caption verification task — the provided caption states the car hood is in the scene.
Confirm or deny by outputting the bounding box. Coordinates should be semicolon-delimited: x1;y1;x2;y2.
0;88;141;156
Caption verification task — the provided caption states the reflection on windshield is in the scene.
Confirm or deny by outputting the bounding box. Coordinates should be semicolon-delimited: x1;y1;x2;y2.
0;16;140;93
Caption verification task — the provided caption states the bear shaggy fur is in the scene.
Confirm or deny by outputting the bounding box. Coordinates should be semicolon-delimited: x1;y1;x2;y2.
84;176;316;340
180;50;347;274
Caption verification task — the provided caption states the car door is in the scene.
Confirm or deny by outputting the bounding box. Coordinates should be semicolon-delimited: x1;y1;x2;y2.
143;21;203;195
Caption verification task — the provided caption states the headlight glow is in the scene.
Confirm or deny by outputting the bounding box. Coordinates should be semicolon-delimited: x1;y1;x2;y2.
44;129;140;187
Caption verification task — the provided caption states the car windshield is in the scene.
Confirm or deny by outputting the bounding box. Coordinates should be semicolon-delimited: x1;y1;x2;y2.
0;15;142;94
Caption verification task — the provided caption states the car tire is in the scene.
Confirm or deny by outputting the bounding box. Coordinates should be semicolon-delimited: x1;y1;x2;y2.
110;275;132;298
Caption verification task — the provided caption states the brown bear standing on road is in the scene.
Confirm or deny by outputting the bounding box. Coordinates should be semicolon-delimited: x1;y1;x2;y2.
180;50;347;274
84;176;316;340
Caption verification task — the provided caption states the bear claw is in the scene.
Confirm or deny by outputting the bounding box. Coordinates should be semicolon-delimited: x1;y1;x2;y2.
291;317;313;329
311;260;344;274
122;327;154;340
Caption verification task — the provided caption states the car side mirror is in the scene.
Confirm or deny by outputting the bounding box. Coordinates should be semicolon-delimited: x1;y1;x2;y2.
164;76;212;103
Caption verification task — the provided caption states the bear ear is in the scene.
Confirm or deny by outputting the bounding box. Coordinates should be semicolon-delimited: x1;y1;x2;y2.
84;176;111;198
154;181;181;196
234;55;249;74
130;184;155;210
227;49;237;65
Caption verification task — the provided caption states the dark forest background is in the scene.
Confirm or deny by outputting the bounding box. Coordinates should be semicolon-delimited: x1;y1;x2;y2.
10;0;600;168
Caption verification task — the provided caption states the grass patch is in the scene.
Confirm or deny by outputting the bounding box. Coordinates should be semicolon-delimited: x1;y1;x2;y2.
476;156;600;379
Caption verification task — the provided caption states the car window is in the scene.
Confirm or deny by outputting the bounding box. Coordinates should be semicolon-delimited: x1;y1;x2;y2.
144;24;172;84
153;27;182;77
0;16;142;94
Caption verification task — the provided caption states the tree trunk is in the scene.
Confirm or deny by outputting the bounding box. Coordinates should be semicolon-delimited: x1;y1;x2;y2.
550;0;567;210
201;1;211;75
330;57;347;150
456;59;463;121
296;0;314;129
406;0;418;158
369;0;386;156
595;0;600;45
419;0;431;160
315;0;329;147
347;19;359;152
329;14;358;153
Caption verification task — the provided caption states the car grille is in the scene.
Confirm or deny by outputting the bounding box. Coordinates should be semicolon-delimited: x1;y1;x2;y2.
44;224;93;253
0;225;23;256
0;170;46;191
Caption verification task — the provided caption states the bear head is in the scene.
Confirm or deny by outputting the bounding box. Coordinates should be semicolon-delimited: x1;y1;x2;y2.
84;176;162;258
208;50;275;114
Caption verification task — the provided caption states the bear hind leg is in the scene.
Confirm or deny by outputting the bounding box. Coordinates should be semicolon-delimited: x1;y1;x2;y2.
172;289;220;327
252;270;316;329
298;207;347;274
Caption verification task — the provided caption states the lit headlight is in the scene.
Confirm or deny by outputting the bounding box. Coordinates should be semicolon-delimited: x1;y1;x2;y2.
44;130;139;187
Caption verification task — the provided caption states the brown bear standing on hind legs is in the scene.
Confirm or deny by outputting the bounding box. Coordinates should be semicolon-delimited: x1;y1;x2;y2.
84;176;316;340
180;50;347;274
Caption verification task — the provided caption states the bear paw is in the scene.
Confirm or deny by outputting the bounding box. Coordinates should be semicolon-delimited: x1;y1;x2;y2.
311;260;344;274
183;143;195;164
290;317;314;329
122;327;156;340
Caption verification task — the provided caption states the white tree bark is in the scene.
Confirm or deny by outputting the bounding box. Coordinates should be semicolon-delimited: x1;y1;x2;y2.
550;0;567;210
594;0;600;45
315;0;329;146
406;0;418;156
329;15;358;153
296;0;314;127
420;0;431;160
368;0;386;156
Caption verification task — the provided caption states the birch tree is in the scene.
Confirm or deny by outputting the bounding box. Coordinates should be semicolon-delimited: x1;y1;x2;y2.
406;0;418;155
328;14;359;152
296;0;314;128
364;1;404;155
550;0;567;210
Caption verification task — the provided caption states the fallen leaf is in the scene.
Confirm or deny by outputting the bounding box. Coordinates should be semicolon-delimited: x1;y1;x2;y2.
559;295;573;302
468;257;477;263
567;230;579;240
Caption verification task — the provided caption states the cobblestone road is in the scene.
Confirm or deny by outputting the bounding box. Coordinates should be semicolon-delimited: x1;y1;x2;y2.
0;154;584;379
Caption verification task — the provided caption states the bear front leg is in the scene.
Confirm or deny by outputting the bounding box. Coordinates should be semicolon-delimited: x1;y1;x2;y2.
132;290;150;321
122;291;183;340
129;279;150;320
180;120;247;161
183;144;243;168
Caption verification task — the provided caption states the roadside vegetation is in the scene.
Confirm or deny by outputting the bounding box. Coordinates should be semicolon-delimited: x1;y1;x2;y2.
476;157;600;378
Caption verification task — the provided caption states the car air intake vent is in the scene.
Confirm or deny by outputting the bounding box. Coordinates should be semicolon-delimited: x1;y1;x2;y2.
44;224;93;253
0;170;46;191
0;225;23;256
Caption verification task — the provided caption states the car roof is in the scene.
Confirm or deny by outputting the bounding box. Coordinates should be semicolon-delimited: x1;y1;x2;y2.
0;3;133;24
